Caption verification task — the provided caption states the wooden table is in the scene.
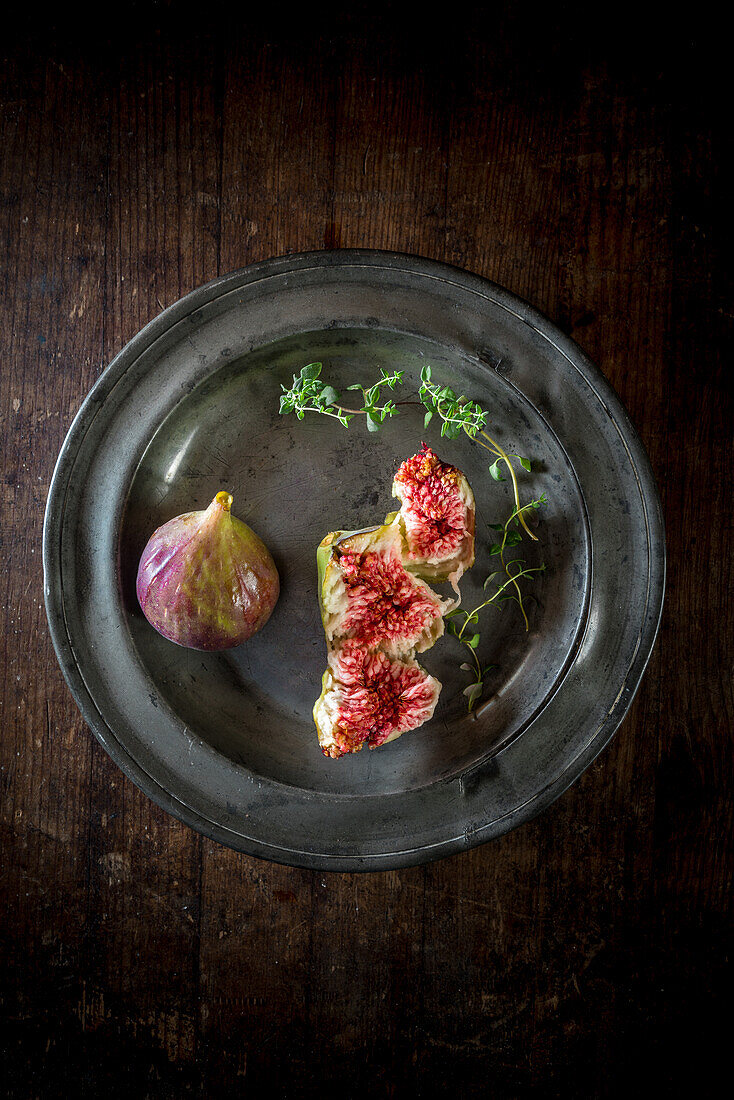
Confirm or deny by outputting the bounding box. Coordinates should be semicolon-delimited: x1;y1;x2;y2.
2;7;730;1095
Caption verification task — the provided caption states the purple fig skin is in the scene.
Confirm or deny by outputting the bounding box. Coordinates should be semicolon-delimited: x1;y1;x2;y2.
136;491;280;650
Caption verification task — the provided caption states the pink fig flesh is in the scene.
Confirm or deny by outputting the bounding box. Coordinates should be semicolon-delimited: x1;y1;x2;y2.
392;444;476;586
136;491;280;650
314;640;441;758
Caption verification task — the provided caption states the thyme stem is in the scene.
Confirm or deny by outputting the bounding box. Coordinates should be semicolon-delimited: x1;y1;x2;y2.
476;430;537;541
456;562;545;639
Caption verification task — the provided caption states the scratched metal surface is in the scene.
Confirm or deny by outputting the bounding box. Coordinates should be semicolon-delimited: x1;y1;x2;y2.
43;251;665;869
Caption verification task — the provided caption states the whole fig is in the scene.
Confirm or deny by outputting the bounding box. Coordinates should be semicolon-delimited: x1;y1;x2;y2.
136;491;279;650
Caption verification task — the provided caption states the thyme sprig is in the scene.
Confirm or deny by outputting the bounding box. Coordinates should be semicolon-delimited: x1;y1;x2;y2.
419;369;488;438
487;494;547;630
279;362;405;431
446;494;547;712
281;362;534;531
446;557;546;713
419;365;537;542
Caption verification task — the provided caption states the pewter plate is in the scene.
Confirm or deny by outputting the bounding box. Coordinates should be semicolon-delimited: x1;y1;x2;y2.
43;250;665;870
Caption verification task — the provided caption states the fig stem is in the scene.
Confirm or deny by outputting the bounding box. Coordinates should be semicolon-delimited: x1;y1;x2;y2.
215;491;233;511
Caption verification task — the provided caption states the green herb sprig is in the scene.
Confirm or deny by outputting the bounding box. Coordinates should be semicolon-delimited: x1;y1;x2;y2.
419;365;537;544
446;556;546;713
419;369;488;438
446;493;547;712
279;362;405;431
486;494;547;630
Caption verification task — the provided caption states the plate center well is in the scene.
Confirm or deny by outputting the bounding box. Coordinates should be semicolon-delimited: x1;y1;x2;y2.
120;327;590;797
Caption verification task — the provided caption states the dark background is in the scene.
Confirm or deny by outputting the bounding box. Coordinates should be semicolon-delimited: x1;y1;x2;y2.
1;3;731;1096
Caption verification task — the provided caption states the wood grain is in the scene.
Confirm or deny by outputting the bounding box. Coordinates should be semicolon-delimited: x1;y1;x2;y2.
1;8;730;1097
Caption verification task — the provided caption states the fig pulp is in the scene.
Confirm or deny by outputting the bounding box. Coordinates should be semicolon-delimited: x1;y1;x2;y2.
314;447;475;758
314;640;441;758
136;491;279;650
392;444;475;588
318;522;449;658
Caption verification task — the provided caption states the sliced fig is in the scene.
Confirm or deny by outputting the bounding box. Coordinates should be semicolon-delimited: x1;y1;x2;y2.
313;640;441;758
318;521;450;657
136;490;279;650
314;446;475;759
391;444;475;588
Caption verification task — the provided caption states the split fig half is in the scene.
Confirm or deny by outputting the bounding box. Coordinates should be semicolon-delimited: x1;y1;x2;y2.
136;491;280;650
317;521;450;658
313;640;441;758
391;444;475;589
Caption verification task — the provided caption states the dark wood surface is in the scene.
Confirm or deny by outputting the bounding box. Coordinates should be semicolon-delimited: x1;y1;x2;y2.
2;5;731;1096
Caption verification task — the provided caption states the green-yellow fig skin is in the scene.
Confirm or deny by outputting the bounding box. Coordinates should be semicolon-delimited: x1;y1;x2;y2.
136;492;280;650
